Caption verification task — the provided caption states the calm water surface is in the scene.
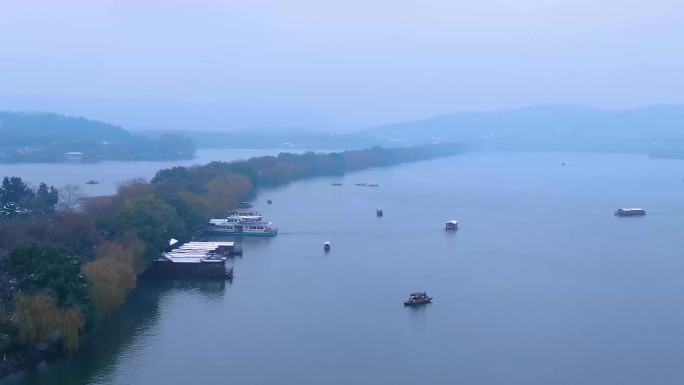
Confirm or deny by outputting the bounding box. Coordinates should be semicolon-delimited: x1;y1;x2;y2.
4;152;684;385
0;148;318;196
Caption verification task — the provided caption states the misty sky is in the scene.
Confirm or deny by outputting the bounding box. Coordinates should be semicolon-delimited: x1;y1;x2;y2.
1;0;683;131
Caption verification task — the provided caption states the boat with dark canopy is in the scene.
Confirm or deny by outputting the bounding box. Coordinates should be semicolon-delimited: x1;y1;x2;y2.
404;291;433;306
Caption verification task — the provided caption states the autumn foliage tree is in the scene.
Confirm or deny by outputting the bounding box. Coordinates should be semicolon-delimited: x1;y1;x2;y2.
83;239;142;318
206;175;252;215
13;293;85;352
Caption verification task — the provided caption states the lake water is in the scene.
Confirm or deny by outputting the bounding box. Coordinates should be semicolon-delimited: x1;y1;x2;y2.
0;148;318;196
4;151;684;385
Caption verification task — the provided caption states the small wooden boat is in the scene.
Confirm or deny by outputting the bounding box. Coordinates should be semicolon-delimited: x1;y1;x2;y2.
445;220;458;231
376;209;383;217
404;291;432;306
331;182;342;186
323;241;331;252
267;199;272;204
238;201;253;208
85;180;99;185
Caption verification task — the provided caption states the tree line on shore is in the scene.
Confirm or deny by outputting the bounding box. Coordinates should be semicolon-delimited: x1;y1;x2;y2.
0;143;465;363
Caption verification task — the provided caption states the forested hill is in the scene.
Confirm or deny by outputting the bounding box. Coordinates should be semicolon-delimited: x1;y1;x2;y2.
0;112;194;162
361;105;684;157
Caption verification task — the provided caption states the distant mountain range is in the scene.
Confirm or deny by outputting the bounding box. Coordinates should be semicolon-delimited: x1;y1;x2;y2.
361;105;684;157
177;129;372;150
164;104;684;159
4;105;684;162
0;112;194;162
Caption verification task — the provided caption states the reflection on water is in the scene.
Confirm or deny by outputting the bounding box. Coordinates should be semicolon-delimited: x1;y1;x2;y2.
205;234;278;251
162;279;228;299
3;280;226;385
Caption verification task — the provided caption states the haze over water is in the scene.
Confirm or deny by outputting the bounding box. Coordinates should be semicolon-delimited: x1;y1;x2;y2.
5;151;684;385
0;149;319;196
2;1;683;130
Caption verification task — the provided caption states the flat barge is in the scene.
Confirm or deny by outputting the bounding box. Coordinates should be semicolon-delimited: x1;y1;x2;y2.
615;208;646;217
145;241;237;279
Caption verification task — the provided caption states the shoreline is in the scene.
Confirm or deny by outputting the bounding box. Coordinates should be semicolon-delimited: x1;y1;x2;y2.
0;143;467;381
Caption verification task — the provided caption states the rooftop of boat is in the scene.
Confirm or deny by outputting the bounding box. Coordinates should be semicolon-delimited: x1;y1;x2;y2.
161;241;236;263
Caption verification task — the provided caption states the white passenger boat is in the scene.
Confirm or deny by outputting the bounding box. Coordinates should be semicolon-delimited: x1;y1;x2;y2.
207;211;278;236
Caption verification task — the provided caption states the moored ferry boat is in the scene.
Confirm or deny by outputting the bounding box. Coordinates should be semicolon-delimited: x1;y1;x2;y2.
207;211;278;236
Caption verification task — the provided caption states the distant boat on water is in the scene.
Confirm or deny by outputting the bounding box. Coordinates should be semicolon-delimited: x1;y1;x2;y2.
354;182;379;187
445;220;458;231
404;292;432;306
615;208;646;217
85;180;99;185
